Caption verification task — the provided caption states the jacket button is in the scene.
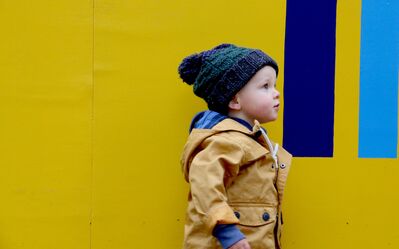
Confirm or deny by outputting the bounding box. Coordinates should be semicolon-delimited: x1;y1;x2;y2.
280;163;286;169
262;212;270;221
234;211;240;219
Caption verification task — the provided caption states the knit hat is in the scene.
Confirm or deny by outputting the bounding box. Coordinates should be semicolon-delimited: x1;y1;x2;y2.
178;43;278;113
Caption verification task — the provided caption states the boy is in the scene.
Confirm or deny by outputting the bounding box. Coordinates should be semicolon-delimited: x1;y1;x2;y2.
178;44;292;249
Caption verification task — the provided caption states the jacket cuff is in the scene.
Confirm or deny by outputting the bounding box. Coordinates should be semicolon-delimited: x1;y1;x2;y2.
213;224;245;249
206;204;240;231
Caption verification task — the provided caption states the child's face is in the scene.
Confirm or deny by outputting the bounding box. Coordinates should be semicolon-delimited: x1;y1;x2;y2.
234;65;280;124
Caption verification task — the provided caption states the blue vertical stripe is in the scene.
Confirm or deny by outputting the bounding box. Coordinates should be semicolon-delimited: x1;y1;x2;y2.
283;0;337;157
359;0;399;158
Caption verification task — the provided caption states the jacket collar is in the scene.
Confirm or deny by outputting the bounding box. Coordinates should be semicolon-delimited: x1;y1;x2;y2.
212;118;263;137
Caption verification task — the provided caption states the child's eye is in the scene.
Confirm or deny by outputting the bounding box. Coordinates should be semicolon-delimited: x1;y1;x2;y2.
263;84;269;89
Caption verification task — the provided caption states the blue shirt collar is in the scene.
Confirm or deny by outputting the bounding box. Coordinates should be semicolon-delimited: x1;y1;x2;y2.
230;117;253;131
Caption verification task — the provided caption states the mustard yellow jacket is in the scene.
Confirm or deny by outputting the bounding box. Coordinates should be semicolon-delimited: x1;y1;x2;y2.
181;118;292;249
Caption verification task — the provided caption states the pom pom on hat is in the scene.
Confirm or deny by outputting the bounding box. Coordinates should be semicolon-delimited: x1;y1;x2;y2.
178;53;203;85
178;44;233;85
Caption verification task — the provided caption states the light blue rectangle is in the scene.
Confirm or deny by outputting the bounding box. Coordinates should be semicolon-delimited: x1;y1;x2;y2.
359;0;399;158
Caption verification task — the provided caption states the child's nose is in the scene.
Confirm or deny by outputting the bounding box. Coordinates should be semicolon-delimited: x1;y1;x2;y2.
274;89;280;99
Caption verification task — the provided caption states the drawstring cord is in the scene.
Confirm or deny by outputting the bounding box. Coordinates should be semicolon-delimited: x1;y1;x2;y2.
260;128;279;167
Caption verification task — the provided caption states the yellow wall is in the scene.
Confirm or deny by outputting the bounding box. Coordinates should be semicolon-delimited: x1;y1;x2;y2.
1;1;398;249
0;1;92;248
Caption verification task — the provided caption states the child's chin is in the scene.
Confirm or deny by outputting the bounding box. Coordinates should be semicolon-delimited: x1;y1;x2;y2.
268;116;278;122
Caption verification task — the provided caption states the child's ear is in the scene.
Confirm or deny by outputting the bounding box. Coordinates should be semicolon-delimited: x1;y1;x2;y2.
228;95;241;110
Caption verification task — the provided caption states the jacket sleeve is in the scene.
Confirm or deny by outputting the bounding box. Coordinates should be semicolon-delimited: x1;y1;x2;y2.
188;134;244;233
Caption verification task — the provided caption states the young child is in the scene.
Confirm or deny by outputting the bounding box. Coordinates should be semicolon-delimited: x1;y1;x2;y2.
178;44;292;249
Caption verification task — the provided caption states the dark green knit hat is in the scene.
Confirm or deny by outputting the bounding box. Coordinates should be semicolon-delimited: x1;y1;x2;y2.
178;43;278;113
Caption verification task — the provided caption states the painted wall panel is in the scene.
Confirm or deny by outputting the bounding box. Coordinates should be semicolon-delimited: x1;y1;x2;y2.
358;0;399;158
0;1;93;248
283;0;337;157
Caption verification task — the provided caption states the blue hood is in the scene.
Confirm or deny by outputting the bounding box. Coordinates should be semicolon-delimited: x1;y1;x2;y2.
189;111;227;132
189;110;253;132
